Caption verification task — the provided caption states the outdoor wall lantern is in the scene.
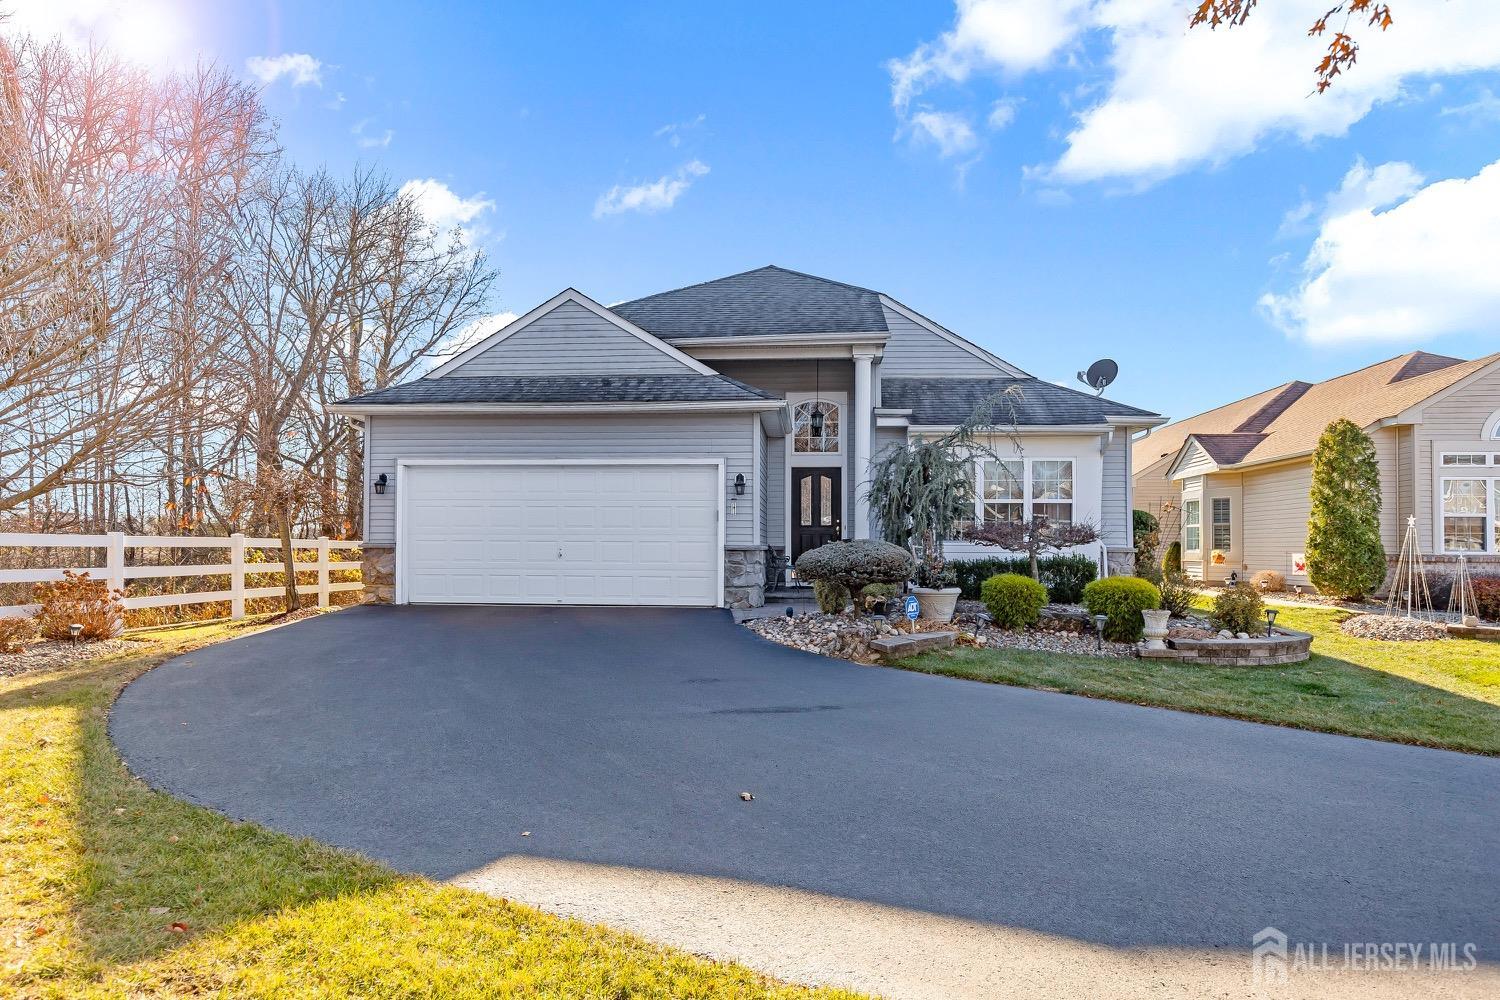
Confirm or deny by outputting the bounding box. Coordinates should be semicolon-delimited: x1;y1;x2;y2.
1265;608;1279;637
734;473;746;496
1093;613;1108;652
373;473;387;496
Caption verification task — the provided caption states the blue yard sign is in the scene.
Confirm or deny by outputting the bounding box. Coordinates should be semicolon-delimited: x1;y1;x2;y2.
903;595;920;621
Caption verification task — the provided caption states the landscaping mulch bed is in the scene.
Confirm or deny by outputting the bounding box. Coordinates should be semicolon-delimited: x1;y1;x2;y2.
0;636;149;677
1339;614;1449;643
745;603;1135;663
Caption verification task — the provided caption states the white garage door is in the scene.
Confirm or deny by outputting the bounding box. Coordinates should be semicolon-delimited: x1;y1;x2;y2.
401;463;720;606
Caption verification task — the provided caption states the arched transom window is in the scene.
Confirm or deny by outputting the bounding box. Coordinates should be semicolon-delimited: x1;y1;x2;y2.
793;400;840;453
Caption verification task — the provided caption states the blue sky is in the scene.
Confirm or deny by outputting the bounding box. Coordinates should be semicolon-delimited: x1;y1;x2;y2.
16;1;1500;419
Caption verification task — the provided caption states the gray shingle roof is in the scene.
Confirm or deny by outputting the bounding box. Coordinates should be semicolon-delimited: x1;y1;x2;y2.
339;374;779;407
610;265;889;339
880;378;1161;426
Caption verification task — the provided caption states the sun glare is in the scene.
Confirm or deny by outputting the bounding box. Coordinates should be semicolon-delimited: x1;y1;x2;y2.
7;0;196;71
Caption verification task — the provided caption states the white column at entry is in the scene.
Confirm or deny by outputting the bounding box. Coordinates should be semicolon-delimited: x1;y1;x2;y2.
852;350;874;539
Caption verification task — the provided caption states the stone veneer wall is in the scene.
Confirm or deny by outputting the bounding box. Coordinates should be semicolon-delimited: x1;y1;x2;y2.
724;545;767;609
1140;628;1313;666
361;545;395;604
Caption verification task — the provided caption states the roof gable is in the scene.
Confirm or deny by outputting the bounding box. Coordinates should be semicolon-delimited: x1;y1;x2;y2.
609;265;889;339
426;289;718;379
1135;351;1500;473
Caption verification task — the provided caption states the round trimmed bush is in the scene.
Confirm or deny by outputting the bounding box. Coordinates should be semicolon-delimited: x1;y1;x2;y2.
1250;569;1285;593
1081;576;1161;642
795;539;916;594
981;573;1047;630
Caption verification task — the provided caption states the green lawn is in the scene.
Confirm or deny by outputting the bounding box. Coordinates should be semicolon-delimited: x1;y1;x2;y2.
1;617;862;999
894;603;1500;755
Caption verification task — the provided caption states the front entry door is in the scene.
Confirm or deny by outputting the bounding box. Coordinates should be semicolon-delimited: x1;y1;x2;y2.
792;467;843;561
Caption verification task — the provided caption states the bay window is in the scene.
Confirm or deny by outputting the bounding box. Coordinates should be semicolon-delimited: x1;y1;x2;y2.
1184;499;1201;552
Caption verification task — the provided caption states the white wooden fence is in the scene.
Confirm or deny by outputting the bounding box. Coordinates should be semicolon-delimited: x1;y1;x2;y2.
0;532;363;619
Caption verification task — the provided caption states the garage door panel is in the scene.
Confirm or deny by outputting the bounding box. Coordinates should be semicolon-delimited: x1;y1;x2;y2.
403;463;719;607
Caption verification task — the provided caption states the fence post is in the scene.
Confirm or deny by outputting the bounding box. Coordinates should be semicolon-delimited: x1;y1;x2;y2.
106;531;126;594
230;533;245;619
316;536;330;609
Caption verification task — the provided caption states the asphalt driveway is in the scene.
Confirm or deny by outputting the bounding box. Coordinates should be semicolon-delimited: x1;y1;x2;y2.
111;604;1499;956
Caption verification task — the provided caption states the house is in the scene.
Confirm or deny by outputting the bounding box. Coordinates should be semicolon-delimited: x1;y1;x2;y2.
1133;351;1500;588
331;266;1163;608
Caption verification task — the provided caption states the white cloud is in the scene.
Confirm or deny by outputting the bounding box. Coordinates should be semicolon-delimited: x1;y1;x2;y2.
908;109;979;157
888;0;1093;112
398;179;496;247
893;1;1500;184
424;311;518;372
1261;158;1500;344
654;113;706;147
246;52;324;88
1441;87;1500;123
987;98;1019;130
593;160;710;219
351;117;394;149
1278;158;1425;235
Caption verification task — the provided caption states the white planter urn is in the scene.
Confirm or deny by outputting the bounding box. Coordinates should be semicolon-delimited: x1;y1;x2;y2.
1141;609;1171;650
913;587;961;624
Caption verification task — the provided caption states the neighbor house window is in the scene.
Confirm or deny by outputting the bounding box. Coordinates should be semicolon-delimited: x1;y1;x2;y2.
1211;498;1231;550
975;458;1073;525
1441;478;1489;552
793;400;840;453
1184;499;1201;552
1439;452;1500;553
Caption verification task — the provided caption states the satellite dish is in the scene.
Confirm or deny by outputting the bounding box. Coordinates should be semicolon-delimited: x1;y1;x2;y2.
1076;358;1118;396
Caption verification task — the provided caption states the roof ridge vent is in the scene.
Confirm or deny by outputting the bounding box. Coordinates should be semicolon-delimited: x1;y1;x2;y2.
1233;381;1313;433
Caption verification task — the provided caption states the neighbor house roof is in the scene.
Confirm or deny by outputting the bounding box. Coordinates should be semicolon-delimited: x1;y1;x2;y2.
610;265;890;339
881;377;1162;427
1138;351;1500;476
336;374;779;408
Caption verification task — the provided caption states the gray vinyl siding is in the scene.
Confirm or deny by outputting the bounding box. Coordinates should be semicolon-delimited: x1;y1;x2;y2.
1101;431;1129;546
766;435;786;549
1412;364;1500;547
365;412;752;545
448;300;696;377
877;303;1006;378
756;422;769;545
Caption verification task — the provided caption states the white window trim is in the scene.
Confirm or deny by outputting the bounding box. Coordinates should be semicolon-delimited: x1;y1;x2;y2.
972;457;1076;525
1210;497;1232;552
1435;450;1500;554
1184;498;1202;554
791;397;844;457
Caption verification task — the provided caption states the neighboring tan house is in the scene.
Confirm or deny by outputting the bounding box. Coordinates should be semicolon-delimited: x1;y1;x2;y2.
1133;351;1500;588
331;266;1162;608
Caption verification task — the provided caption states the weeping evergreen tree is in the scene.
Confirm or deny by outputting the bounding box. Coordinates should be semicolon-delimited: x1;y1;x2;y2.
1306;418;1387;599
864;390;1020;586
